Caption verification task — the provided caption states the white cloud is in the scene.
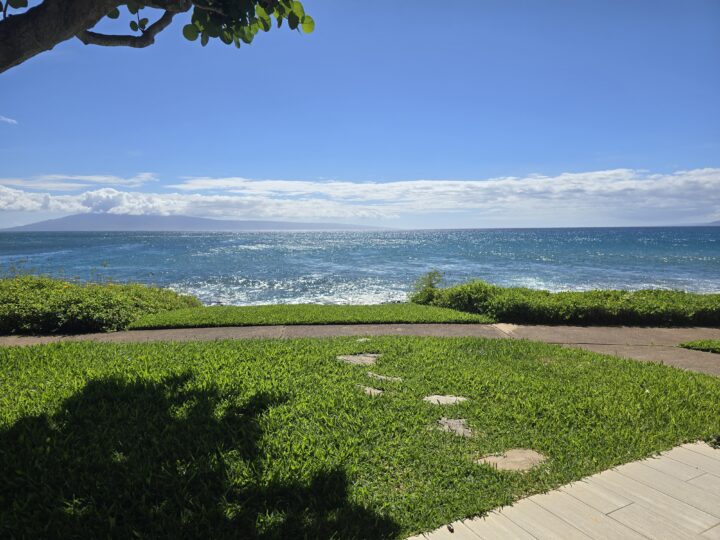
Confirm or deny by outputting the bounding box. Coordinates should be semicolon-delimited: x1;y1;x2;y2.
1;168;719;226
168;168;719;207
0;115;18;125
0;172;157;191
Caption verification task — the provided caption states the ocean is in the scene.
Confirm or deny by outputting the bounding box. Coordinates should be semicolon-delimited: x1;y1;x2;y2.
0;227;718;305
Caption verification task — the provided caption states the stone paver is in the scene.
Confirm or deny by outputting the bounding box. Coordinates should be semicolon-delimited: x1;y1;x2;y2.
474;448;546;471
367;372;402;382
360;385;383;397
416;441;720;539
437;417;472;438
423;395;468;405
336;353;380;365
2;323;719;374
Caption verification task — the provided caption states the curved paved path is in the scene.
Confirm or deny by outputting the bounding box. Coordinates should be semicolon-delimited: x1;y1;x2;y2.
2;323;719;376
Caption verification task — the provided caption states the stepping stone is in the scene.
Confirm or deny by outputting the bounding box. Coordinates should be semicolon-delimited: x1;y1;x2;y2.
360;385;383;397
356;338;371;342
437;417;473;438
337;353;380;365
474;448;546;471
367;372;402;382
423;394;468;405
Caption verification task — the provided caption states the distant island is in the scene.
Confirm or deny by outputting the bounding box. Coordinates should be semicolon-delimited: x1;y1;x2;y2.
1;214;382;232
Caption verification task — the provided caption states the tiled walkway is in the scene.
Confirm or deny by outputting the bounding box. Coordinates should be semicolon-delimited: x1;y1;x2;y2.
412;441;720;540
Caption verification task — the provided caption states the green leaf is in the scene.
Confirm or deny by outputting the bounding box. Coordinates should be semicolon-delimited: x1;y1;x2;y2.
205;19;220;38
301;15;314;33
182;24;199;41
291;1;305;18
200;32;209;47
7;0;28;8
239;27;253;44
129;20;139;32
127;1;139;14
287;11;299;30
255;4;268;21
107;8;120;19
139;17;149;29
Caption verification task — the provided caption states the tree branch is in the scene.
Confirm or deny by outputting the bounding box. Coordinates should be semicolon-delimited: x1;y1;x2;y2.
76;10;176;48
143;0;193;13
0;0;119;74
194;4;226;16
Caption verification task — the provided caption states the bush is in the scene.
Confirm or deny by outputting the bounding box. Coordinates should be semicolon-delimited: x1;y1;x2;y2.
410;273;720;326
408;269;444;305
0;276;201;334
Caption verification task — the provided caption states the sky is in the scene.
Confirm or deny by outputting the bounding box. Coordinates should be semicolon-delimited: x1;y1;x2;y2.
1;0;719;229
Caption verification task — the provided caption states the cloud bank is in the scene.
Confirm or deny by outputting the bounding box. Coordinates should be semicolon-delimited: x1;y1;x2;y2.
1;168;719;226
0;115;18;125
0;172;156;191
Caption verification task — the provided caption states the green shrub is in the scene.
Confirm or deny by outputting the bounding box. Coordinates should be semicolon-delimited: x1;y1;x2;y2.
409;269;444;305
411;273;720;326
0;276;201;334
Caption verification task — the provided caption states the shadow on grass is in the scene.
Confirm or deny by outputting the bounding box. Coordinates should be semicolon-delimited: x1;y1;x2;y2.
0;373;399;539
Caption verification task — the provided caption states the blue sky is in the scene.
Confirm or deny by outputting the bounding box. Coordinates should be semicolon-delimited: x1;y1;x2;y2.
1;0;719;228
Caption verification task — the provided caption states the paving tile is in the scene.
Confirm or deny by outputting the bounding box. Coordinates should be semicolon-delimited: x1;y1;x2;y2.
666;446;720;477
642;453;705;480
588;470;719;533
463;511;536;539
617;461;720;518
608;502;700;540
530;490;645;539
500;500;591;539
684;442;720;462
688;473;720;497
702;523;720;539
560;480;632;514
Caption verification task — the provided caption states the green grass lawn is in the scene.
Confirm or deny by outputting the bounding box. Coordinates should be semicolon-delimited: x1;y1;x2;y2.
2;337;719;538
129;303;492;329
681;340;720;354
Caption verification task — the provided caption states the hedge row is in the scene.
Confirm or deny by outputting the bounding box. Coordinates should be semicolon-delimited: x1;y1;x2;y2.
0;276;201;334
410;273;720;326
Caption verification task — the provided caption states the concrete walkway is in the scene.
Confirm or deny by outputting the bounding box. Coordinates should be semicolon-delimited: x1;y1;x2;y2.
411;441;720;540
1;323;719;375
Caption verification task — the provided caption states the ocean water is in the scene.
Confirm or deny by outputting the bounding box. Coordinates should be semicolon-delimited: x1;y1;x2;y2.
0;228;718;305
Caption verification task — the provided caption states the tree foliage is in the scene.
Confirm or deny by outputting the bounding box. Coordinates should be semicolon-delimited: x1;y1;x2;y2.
0;0;312;73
